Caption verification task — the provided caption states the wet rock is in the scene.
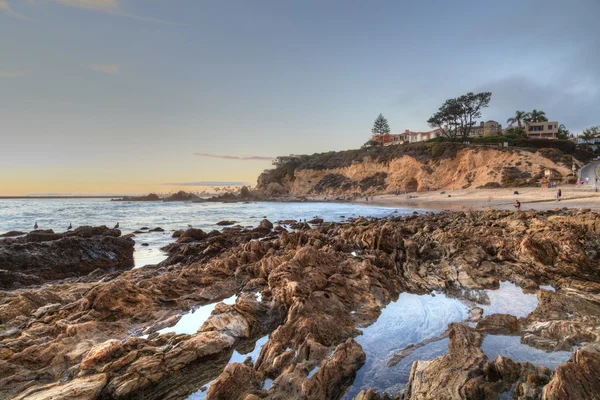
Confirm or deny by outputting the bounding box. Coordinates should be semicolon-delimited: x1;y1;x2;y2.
259;219;273;230
176;228;208;243
216;220;237;226
0;230;134;289
0;231;26;238
308;218;324;224
141;243;149;247
149;227;164;232
172;230;184;238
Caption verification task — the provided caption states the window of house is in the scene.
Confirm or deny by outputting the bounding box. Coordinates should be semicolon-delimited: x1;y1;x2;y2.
548;125;553;130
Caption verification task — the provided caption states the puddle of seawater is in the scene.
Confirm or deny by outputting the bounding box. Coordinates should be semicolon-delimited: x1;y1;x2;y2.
132;231;171;268
228;335;269;364
307;365;319;379
481;335;573;370
186;380;213;400
344;292;468;398
479;282;539;318
134;246;168;268
157;295;237;335
539;285;556;292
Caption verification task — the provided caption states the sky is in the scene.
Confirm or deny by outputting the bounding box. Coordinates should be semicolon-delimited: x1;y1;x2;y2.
1;0;599;195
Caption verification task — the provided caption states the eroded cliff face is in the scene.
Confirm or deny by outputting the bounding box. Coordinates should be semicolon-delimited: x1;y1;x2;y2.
256;146;575;196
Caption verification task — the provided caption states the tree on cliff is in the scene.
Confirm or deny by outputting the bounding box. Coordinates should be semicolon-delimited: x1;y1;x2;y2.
580;126;600;151
371;114;390;135
427;92;492;140
507;111;529;128
557;124;570;140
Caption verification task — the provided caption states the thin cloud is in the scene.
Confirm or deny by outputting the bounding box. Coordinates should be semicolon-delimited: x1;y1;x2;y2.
0;68;29;77
55;0;119;13
87;64;119;74
193;153;273;161
29;0;182;25
0;0;31;19
163;181;250;187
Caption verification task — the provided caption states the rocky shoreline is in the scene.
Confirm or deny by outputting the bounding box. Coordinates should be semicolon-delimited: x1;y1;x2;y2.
1;209;600;399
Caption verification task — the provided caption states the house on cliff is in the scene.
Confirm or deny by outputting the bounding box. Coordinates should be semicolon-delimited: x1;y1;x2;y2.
525;121;559;139
272;155;304;166
371;120;502;145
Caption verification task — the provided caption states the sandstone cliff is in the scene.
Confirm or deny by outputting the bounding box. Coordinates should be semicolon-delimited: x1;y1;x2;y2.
257;143;579;196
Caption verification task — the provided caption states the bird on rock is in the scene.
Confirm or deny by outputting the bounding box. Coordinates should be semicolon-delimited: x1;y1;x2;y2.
114;222;120;229
67;223;72;231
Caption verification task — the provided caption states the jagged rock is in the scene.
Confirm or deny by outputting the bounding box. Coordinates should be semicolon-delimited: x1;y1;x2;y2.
301;339;366;399
543;343;600;399
403;324;486;399
80;339;123;371
475;313;519;334
2;210;600;400
13;373;108;400
206;363;262;400
468;306;483;322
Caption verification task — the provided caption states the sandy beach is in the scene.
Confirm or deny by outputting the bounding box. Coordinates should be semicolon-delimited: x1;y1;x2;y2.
330;185;600;211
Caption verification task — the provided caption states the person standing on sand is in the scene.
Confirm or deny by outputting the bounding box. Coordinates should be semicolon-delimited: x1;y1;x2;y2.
558;189;562;201
514;200;521;209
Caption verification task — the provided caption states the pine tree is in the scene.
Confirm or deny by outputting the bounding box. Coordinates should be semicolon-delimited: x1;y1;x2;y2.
371;114;390;135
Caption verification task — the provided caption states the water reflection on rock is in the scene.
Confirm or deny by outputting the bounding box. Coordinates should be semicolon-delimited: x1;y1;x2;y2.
344;293;468;398
158;295;237;335
482;335;573;369
480;281;539;318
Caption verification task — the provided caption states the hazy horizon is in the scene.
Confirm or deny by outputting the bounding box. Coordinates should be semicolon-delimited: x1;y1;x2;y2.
2;0;599;195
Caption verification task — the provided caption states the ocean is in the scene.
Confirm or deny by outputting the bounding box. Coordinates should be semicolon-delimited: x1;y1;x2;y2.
0;199;410;268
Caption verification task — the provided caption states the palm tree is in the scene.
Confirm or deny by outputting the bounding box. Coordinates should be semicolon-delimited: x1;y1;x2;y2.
506;111;529;128
525;109;548;123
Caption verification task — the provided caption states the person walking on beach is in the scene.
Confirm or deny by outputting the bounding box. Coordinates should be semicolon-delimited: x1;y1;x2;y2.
514;200;521;210
558;189;562;201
